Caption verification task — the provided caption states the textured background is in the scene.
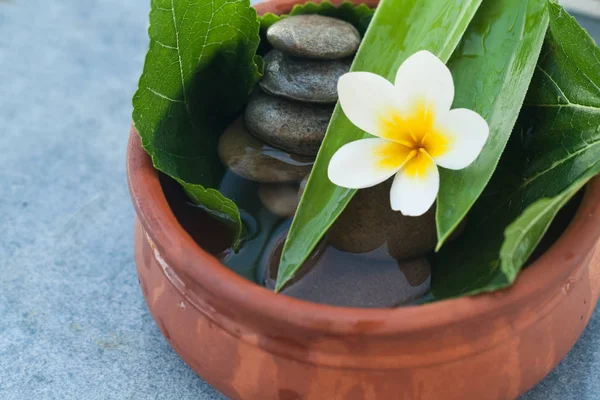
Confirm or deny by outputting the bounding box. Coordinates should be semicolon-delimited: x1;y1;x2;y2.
562;0;600;18
0;0;599;399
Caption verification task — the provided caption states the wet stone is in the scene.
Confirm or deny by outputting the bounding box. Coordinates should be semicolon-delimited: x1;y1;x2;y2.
266;15;361;60
297;173;309;201
245;90;333;156
218;117;313;183
260;50;351;104
328;179;437;260
259;183;300;218
262;231;431;308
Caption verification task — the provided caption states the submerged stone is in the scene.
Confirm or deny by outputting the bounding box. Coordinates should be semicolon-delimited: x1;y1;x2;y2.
259;183;299;218
266;15;361;60
245;90;332;156
218;117;313;183
297;173;309;201
260;50;351;103
262;231;431;308
328;179;437;260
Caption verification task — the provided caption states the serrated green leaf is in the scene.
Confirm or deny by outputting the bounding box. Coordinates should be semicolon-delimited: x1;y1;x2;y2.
435;0;549;248
275;0;483;291
178;179;242;236
500;164;600;282
431;3;600;299
132;0;262;249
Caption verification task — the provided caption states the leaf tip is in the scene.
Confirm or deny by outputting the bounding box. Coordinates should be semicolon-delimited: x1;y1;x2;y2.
434;218;454;252
434;240;444;253
273;279;285;293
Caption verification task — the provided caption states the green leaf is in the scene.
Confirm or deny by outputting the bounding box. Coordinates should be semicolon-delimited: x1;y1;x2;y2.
275;0;484;291
431;3;600;299
178;179;242;236
132;0;262;249
500;165;600;281
259;1;375;35
435;0;549;248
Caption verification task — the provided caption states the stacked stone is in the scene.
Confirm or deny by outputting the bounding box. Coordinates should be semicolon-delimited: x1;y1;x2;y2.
218;14;361;218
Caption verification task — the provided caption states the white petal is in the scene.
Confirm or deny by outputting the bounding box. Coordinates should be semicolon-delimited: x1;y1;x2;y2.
432;108;489;170
394;50;454;116
328;138;411;189
338;72;401;137
390;152;439;216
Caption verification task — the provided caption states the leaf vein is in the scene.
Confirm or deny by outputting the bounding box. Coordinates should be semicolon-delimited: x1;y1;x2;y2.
522;138;600;186
536;65;570;102
523;102;600;112
169;0;197;132
154;40;177;50
145;87;184;103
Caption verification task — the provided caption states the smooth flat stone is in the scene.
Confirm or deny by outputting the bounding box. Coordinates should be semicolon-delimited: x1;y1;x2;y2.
218;117;313;183
328;179;437;260
266;15;361;60
262;231;431;308
245;90;333;156
259;183;300;218
260;50;351;103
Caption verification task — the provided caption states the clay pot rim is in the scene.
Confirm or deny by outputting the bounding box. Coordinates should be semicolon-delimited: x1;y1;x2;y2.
127;124;600;336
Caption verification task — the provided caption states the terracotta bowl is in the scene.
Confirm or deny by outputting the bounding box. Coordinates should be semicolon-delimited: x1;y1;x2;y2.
127;1;600;398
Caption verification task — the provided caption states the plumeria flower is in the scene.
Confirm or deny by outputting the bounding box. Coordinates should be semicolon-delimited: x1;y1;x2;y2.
328;50;489;216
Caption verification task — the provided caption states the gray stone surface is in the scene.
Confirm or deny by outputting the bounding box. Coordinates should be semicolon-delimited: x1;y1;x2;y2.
219;117;313;182
267;14;360;59
0;0;598;398
245;90;332;156
260;49;351;103
258;183;300;218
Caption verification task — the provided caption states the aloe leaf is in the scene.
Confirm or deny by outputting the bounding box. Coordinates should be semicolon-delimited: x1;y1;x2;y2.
431;3;600;299
275;0;483;291
132;0;262;249
435;0;549;248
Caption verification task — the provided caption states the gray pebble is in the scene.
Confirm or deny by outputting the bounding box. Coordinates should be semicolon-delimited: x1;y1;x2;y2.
267;15;361;60
260;50;351;103
218;117;313;183
258;183;300;218
245;90;332;156
328;178;437;260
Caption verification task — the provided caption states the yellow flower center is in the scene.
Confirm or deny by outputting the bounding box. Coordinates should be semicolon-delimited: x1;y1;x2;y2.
377;100;450;177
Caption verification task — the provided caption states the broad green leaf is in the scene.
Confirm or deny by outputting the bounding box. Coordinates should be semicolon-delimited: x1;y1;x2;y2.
435;0;549;248
500;165;600;281
276;0;483;291
132;0;262;249
431;3;600;298
259;1;375;35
